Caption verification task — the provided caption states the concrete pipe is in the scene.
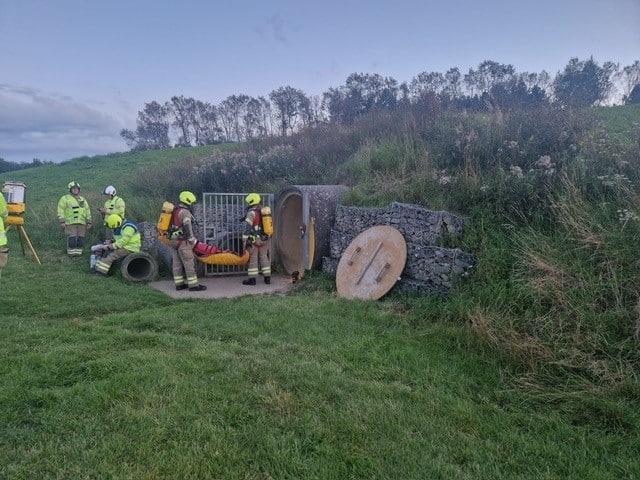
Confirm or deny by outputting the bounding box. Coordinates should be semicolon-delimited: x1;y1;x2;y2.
120;251;159;282
216;232;246;256
274;185;348;275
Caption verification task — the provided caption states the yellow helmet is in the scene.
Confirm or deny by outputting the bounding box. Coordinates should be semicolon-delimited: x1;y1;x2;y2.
245;193;261;206
179;191;197;206
68;181;80;191
106;214;123;229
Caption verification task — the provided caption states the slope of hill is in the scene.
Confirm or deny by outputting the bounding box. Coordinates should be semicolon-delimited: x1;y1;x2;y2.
1;105;639;478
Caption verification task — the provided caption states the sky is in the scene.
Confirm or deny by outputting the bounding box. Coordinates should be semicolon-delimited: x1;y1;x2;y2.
1;0;639;164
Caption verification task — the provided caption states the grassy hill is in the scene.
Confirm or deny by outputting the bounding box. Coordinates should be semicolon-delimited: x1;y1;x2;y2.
1;105;639;478
0;145;235;248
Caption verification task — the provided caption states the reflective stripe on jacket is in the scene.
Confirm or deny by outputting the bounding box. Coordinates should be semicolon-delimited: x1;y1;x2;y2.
103;196;126;223
170;205;195;240
242;206;267;245
57;194;92;225
0;220;6;246
0;195;6;246
111;220;141;253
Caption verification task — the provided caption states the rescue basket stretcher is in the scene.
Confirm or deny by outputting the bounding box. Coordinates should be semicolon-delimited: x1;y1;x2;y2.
158;234;249;266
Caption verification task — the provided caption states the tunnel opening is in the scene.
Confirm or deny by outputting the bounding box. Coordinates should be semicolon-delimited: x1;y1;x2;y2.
274;185;348;275
121;252;158;282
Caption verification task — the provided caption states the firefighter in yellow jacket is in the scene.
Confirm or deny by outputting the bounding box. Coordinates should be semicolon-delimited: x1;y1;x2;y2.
99;185;125;238
168;191;206;291
242;193;271;285
57;181;92;257
0;192;8;269
94;214;141;275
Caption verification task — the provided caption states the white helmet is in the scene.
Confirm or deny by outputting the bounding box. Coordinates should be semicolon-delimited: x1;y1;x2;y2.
103;185;116;196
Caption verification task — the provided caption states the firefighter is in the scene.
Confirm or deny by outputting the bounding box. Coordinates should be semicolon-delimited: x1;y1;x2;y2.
93;214;141;275
168;191;206;291
57;181;92;257
0;192;8;269
99;185;125;238
241;193;271;285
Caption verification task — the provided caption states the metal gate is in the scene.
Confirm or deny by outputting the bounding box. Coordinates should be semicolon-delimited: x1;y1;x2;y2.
201;192;274;276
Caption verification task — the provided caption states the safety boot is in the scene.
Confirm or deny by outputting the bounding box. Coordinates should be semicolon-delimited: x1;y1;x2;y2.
242;277;256;286
264;276;271;284
175;284;188;291
188;285;207;291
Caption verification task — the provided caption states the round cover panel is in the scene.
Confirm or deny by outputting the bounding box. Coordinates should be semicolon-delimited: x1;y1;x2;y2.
336;225;407;300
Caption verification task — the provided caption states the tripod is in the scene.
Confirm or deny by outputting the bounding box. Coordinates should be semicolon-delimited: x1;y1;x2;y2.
4;216;42;264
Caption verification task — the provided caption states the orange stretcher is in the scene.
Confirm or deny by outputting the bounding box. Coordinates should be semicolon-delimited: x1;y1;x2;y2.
158;234;250;265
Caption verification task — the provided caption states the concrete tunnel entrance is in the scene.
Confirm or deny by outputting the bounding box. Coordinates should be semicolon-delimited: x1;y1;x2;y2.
274;185;348;275
120;251;158;282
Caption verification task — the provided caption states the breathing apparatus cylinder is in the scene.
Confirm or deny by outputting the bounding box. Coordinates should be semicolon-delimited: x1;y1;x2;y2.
91;244;104;253
261;206;274;236
157;201;174;232
89;244;104;269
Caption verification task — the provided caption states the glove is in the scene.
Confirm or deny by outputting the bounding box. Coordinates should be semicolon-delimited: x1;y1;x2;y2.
188;237;196;245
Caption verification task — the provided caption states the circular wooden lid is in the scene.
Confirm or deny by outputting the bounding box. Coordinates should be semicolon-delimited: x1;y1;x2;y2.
336;225;406;300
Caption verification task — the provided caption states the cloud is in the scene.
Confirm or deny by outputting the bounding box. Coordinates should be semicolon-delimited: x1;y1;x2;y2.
0;84;128;163
266;15;288;43
255;14;290;44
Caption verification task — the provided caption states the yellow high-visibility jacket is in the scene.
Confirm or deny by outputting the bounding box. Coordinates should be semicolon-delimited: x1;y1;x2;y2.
109;220;141;253
0;194;7;246
57;194;92;225
103;195;126;224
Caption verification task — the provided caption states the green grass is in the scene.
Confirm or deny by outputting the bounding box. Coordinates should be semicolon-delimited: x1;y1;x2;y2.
1;253;638;479
2;109;640;478
593;104;640;138
0;145;236;247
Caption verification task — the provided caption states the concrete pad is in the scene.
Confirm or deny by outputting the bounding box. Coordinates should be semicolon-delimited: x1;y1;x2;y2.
148;273;294;299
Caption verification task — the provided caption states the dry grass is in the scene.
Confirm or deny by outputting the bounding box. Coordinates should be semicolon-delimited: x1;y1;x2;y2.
474;171;640;389
517;246;576;313
468;307;552;370
552;173;604;249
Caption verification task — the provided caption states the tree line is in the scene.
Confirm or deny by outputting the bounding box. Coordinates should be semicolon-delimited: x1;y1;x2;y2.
121;57;640;152
0;158;53;173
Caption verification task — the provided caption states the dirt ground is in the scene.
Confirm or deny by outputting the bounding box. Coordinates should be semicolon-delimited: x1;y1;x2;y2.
148;273;295;299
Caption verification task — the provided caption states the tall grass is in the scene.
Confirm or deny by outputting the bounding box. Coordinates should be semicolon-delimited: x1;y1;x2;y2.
2;104;640;478
1;254;638;478
462;171;640;405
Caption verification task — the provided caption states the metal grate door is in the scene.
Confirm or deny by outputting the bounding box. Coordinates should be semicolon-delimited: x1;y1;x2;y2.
201;192;274;276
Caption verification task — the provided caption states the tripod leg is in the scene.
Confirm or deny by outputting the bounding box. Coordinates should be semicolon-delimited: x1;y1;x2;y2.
19;226;42;265
15;225;26;256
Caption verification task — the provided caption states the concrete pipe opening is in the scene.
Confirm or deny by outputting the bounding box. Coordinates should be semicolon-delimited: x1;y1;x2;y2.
274;185;348;275
217;232;246;256
121;251;159;282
